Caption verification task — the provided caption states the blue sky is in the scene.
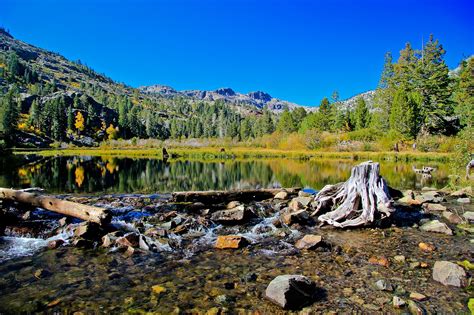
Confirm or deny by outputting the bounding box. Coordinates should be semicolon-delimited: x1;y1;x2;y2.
1;0;473;106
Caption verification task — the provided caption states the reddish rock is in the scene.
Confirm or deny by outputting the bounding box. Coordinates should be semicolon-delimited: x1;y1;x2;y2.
116;232;140;248
215;235;249;249
295;235;322;250
369;256;390;267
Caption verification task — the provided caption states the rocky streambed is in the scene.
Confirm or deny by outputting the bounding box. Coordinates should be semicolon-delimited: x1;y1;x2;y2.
0;186;473;314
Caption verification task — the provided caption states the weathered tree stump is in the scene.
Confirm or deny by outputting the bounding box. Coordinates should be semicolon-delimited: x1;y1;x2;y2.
311;161;395;228
466;159;474;179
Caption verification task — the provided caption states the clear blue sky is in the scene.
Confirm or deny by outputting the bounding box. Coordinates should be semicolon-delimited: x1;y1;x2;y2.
1;0;473;106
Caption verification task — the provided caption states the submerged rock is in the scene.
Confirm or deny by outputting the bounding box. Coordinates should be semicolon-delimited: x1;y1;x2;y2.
215;235;249;249
419;220;452;235
47;239;64;249
393;296;406;308
295;234;322;250
432;261;467;287
265;275;317;310
409;292;428;301
375;279;393;291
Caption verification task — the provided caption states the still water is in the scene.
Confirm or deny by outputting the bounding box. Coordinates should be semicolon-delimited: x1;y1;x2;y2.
0;154;451;193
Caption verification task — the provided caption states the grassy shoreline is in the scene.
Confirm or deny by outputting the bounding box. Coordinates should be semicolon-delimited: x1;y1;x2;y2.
13;147;453;162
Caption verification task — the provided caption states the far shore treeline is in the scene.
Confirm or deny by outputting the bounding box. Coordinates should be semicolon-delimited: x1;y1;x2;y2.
0;31;472;170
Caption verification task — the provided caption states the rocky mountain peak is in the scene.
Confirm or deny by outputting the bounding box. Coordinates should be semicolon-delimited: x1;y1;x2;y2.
214;87;235;96
248;91;272;102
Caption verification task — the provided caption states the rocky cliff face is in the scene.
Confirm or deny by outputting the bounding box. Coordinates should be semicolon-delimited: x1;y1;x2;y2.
139;85;316;113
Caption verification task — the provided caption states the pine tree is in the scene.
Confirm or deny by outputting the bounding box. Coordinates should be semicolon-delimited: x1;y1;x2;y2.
416;35;452;134
389;88;421;138
372;52;394;130
454;58;474;129
1;88;19;144
67;106;74;131
277;110;297;133
317;97;333;131
354;97;370;130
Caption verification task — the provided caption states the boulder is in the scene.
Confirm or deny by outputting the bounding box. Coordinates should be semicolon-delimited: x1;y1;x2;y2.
419;220;452;235
282;210;310;225
416;191;444;204
442;211;463;224
298;190;313;197
211;205;254;224
215;235;249;249
295;235;322;250
73;222;102;240
423;203;447;212
265;275;317;310
463;211;474;222
289;197;312;211
450;186;472;198
116;232;140;248
432;261;467;287
398;195;422;206
226;201;241;209
274;191;289;200
457;198;471;204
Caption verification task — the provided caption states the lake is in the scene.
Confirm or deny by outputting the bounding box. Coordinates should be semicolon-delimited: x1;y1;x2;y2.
0;154;452;194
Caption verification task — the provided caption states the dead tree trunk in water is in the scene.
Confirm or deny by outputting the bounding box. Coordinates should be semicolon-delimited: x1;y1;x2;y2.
172;188;300;204
0;188;111;225
311;161;395;228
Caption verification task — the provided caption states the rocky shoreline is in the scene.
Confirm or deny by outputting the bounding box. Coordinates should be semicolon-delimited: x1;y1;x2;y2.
0;182;472;313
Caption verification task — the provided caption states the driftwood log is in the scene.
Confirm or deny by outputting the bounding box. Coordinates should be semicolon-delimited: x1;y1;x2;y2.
0;188;111;225
311;161;395;228
172;188;300;204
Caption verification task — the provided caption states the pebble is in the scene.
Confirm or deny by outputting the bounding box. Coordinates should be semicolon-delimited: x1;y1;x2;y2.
375;279;393;291
409;292;428;301
394;255;406;263
393;296;406;308
418;242;436;252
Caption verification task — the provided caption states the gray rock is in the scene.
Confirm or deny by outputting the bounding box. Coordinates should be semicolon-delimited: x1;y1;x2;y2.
419;220;452;235
432;261;467;287
463;211;474;222
282;210;310;225
211;205;254;224
423;203;447;212
298;190;313;197
289;197;313;211
457;197;471;204
442;211;463;224
265;275;317;310
375;279;393;291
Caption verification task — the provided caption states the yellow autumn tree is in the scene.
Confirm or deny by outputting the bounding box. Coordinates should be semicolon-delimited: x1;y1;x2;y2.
75;112;85;132
106;124;118;140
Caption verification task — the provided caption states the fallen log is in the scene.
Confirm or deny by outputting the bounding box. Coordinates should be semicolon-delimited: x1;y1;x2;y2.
311;161;395;228
0;188;112;225
172;188;300;204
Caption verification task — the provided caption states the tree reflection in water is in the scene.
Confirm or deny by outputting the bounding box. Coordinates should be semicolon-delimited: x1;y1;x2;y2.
0;155;451;194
